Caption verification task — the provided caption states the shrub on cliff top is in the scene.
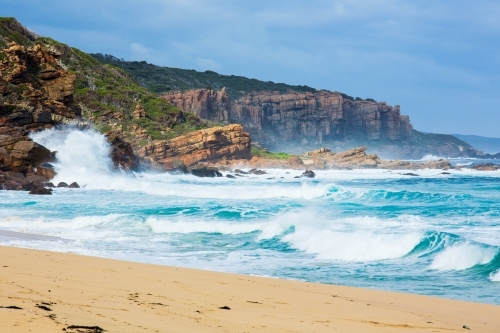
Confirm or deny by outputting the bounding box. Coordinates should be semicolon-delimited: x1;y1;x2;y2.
251;147;295;160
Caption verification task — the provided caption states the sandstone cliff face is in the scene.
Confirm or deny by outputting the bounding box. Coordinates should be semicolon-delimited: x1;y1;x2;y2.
0;41;138;173
135;124;251;170
0;42;80;173
162;89;413;147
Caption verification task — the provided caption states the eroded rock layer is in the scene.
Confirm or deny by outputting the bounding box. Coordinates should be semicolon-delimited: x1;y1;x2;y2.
163;89;413;146
135;124;251;170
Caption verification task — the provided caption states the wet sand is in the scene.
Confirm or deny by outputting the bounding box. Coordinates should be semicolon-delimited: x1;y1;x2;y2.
0;245;499;332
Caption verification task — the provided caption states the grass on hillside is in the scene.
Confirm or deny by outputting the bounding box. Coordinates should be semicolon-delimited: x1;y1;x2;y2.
251;147;295;160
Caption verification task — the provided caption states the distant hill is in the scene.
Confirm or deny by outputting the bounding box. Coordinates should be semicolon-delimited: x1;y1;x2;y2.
453;134;500;154
91;54;324;99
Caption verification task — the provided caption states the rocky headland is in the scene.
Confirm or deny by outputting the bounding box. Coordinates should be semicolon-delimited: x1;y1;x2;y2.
1;17;497;192
162;89;413;146
90;55;479;160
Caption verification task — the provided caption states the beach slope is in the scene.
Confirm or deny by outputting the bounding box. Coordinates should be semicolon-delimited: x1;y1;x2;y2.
0;246;498;332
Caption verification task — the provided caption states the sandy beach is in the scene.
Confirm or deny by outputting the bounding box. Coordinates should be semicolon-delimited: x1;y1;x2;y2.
0;246;498;332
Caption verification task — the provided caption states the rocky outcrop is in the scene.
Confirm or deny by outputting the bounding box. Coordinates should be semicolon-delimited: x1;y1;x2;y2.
162;89;413;147
303;147;381;169
301;147;452;170
135;124;251;170
467;163;500;171
0;39;140;178
0;41;81;176
105;131;140;171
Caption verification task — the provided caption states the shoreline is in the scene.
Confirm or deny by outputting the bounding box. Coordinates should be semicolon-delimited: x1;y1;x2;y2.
1;246;499;332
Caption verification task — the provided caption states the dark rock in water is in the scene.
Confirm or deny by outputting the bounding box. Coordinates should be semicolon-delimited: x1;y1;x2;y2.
189;166;222;178
302;170;316;178
266;177;275;180
234;169;249;174
469;163;500;171
105;131;141;171
248;168;267;175
69;182;80;188
44;182;55;188
226;174;236;179
294;176;301;178
57;182;69;188
235;174;245;177
440;172;451;175
29;187;52;195
402;173;419;177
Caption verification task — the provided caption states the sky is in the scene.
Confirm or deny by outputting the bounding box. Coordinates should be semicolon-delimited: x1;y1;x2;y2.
2;0;500;136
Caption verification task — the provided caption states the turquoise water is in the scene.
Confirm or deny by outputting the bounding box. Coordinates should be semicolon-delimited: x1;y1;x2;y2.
1;128;499;304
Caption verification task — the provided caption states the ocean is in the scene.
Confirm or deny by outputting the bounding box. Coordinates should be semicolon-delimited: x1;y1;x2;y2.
1;128;499;304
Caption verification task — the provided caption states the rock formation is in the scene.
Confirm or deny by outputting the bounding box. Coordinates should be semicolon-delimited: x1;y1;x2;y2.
0;41;79;178
162;89;413;147
203;146;452;171
0;39;138;175
301;147;451;170
135;124;251;170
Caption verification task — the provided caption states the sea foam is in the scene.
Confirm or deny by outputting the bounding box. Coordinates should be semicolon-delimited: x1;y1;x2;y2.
429;242;498;271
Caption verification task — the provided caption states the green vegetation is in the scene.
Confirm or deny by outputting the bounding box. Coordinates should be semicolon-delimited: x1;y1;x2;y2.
0;17;37;48
59;46;211;141
251;147;295;160
411;130;473;148
91;54;319;99
0;17;213;143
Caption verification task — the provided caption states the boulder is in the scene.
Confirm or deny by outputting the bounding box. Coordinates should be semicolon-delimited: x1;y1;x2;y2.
29;187;52;195
10;141;50;167
105;131;140;171
0;147;11;167
248;168;267;175
57;182;68;188
36;165;57;179
189;166;222;178
68;182;80;188
302;170;316;178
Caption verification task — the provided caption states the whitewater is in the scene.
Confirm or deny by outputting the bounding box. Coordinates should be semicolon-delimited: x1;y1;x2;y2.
1;128;500;304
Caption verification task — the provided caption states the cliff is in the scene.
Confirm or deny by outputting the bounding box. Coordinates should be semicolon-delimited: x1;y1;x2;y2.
163;89;412;146
91;54;477;159
0;39;79;173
